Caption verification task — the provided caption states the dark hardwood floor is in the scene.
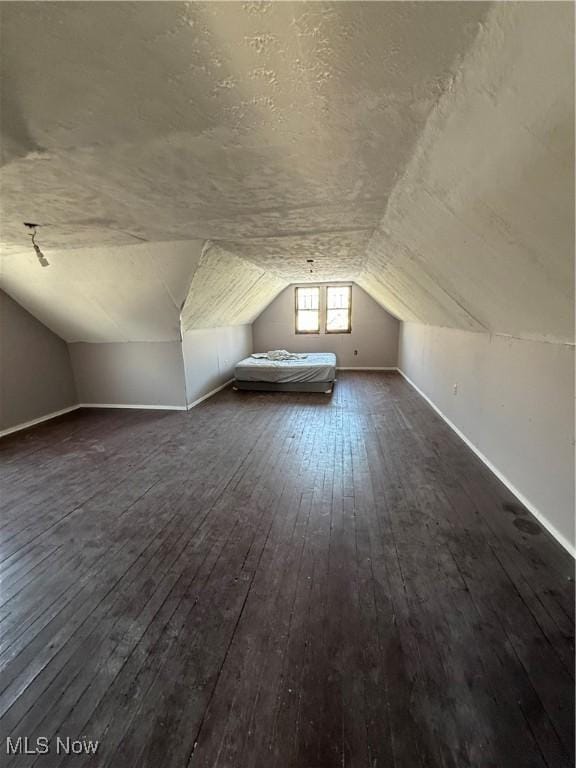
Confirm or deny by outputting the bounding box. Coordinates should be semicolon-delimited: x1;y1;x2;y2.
0;372;573;768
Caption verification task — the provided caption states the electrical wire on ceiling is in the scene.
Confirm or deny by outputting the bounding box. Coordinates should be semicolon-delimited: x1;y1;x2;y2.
24;223;49;267
21;220;150;269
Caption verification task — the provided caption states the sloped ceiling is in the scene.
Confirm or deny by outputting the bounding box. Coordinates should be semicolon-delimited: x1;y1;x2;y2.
0;1;487;339
181;243;286;330
0;240;204;342
0;2;572;343
357;1;575;344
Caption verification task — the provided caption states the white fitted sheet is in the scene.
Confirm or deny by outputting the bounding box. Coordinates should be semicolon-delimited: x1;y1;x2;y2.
235;352;336;383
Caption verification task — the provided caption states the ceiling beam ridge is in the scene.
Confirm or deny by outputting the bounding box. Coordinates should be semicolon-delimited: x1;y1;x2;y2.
220;225;374;242
214;243;291;284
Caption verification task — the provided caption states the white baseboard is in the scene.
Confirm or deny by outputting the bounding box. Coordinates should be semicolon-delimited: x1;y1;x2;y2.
187;378;234;410
337;366;397;371
4;370;571;557
397;368;575;557
79;403;187;411
0;404;81;438
0;389;228;438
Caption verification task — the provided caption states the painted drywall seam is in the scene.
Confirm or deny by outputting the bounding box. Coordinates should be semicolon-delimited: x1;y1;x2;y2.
397;367;575;557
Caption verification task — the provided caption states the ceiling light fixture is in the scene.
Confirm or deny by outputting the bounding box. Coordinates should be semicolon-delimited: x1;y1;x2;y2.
24;222;50;267
307;258;314;274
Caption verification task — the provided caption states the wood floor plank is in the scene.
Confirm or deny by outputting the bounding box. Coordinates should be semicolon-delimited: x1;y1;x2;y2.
175;406;318;768
0;374;573;768
2;401;280;768
40;400;296;768
382;378;574;760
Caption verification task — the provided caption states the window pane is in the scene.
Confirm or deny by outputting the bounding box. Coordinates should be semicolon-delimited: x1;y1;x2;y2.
327;285;350;310
295;287;320;333
326;286;351;332
327;308;350;332
297;287;319;310
296;309;319;332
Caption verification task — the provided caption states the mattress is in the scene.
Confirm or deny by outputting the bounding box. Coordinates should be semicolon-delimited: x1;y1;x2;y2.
235;352;336;383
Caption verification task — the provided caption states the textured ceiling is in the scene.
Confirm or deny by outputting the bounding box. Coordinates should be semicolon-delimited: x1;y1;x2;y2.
0;1;486;261
357;1;575;344
0;2;572;343
181;242;286;330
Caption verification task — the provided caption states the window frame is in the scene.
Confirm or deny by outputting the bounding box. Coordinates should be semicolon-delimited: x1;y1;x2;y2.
294;284;353;335
325;284;352;335
294;285;321;334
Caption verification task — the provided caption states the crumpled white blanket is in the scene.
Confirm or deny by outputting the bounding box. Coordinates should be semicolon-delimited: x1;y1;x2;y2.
251;350;308;361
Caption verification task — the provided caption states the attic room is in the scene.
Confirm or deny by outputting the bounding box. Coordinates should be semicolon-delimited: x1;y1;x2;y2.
0;2;573;766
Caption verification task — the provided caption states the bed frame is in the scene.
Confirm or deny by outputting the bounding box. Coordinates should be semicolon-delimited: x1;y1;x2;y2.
233;380;334;394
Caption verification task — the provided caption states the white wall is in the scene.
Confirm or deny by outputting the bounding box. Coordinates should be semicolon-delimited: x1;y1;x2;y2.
56;327;252;410
398;323;575;553
253;283;399;368
182;325;252;405
69;341;187;408
0;290;78;431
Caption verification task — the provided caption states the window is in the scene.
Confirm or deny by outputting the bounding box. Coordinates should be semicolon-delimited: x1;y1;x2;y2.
326;285;352;333
295;286;320;333
294;285;353;334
